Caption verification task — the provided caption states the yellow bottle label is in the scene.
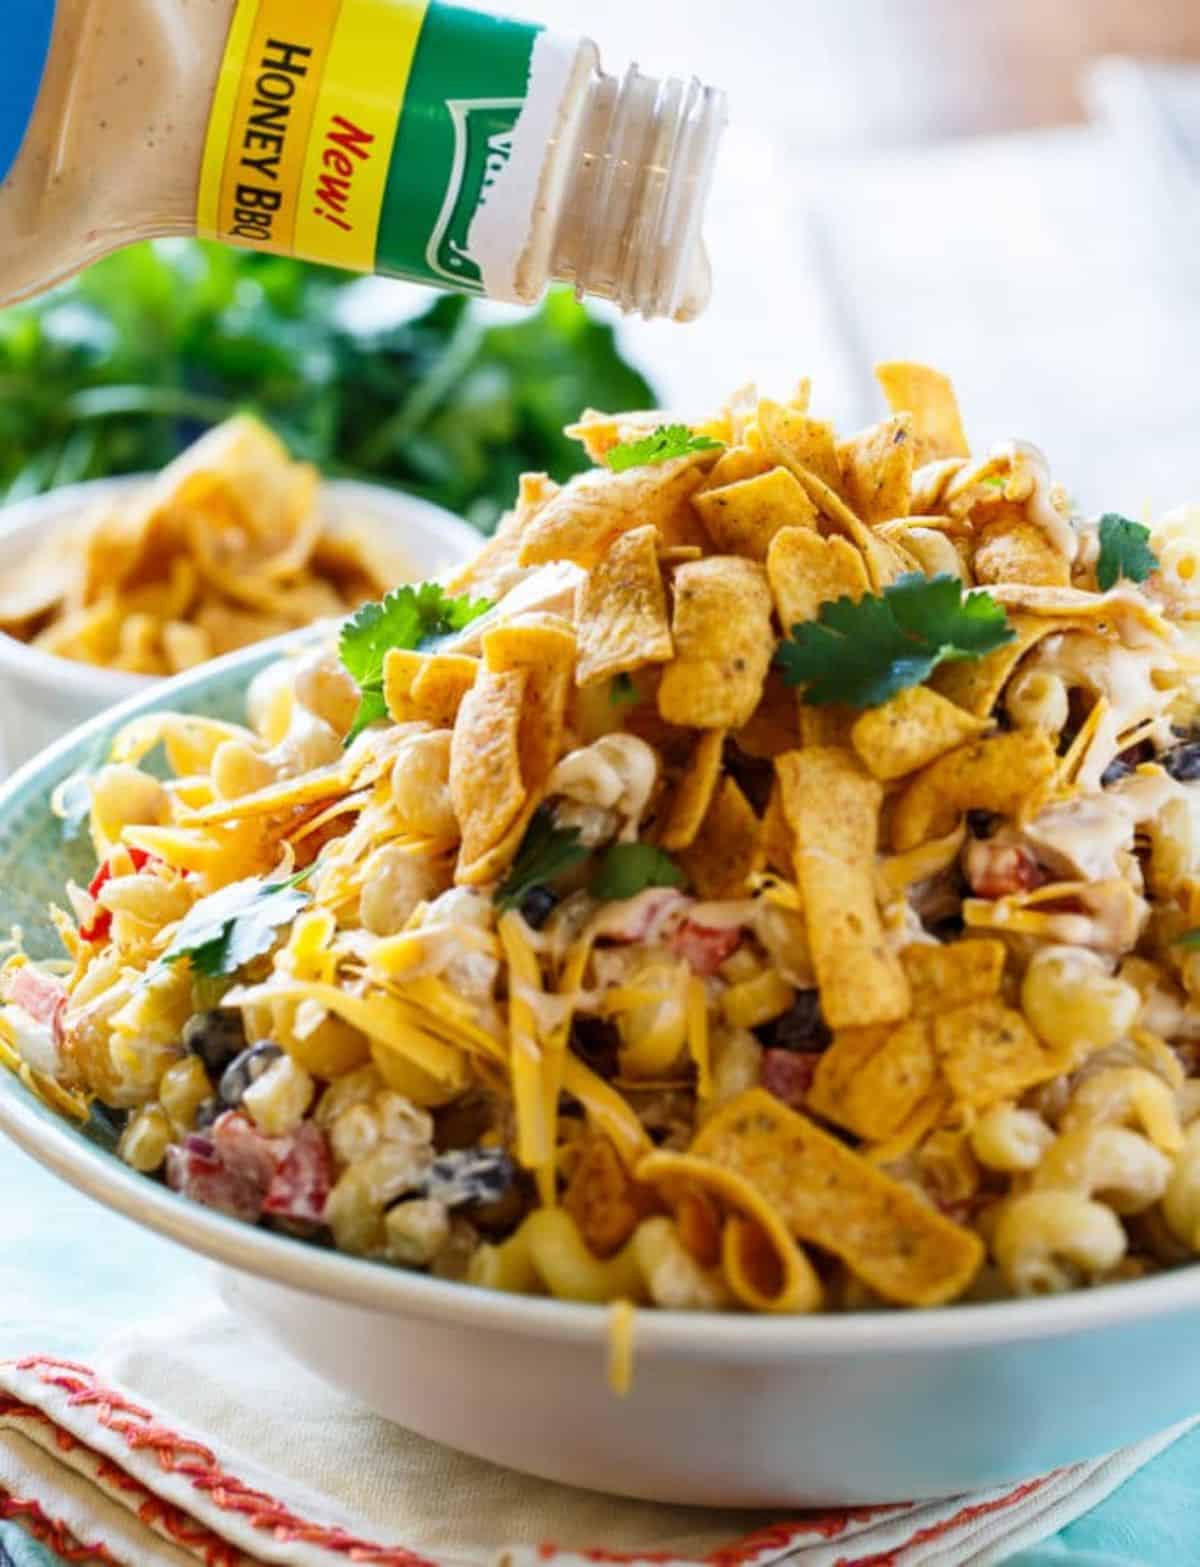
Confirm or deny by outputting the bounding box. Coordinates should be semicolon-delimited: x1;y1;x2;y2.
198;0;430;273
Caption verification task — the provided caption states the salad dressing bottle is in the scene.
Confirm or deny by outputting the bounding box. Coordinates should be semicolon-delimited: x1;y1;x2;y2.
0;0;727;319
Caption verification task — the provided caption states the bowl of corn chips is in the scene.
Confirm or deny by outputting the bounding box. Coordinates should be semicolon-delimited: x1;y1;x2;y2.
0;416;480;768
6;365;1200;1505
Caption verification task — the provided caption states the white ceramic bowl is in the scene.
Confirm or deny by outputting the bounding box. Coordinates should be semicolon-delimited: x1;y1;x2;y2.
2;642;1200;1508
0;475;481;770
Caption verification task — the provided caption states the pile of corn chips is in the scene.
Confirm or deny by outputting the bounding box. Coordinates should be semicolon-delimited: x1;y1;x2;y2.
0;418;410;675
10;361;1200;1317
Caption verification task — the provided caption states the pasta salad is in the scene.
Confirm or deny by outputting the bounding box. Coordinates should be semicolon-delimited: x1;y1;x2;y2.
7;362;1200;1315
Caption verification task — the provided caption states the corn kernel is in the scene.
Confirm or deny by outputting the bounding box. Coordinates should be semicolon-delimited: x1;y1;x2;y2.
282;1012;371;1078
243;1055;315;1136
721;970;795;1030
159;1055;213;1135
717;947;761;985
364;1142;431;1205
315;1064;385;1126
377;1092;434;1149
386;1199;451;1266
119;1104;172;1174
325;1167;384;1254
330;1102;381;1168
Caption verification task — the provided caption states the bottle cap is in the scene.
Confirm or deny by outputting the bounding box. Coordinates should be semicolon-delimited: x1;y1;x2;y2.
0;0;56;186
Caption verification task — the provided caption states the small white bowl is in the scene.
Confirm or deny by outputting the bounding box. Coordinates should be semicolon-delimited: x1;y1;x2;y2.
0;476;481;770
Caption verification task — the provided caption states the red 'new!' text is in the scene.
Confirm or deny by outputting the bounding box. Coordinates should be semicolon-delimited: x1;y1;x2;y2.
311;116;376;234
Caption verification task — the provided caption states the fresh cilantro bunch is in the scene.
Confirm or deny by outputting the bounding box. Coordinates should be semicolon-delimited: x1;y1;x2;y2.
1096;513;1159;592
0;242;655;528
606;424;723;472
339;582;492;742
161;872;311;979
777;573;1015;709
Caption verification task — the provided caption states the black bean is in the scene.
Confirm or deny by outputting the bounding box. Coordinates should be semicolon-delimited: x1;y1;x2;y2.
722;741;774;815
519;886;559;930
966;810;1001;839
1102;739;1156;787
926;912;967;942
418;1148;517;1210
434;1091;498;1152
569;1016;621;1079
218;1042;283;1107
1164;743;1200;784
754;990;831;1053
183;1010;248;1077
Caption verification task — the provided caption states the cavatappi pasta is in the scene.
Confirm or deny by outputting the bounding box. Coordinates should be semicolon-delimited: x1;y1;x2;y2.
12;362;1200;1318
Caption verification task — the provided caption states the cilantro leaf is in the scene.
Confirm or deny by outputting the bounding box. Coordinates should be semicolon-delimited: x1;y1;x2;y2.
339;582;492;744
591;843;685;901
609;673;641;709
1096;513;1159;592
495;807;589;914
161;872;311;979
606;424;723;473
776;572;1015;709
1174;929;1200;950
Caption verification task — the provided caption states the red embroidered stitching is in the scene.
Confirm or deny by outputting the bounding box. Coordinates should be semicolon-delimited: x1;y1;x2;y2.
9;1357;437;1566
1;1397;242;1567
1;1485;117;1564
3;1356;1057;1567
536;1503;914;1565
834;1475;1054;1567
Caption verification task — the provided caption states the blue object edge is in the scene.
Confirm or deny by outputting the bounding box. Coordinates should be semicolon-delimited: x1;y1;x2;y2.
0;1;56;186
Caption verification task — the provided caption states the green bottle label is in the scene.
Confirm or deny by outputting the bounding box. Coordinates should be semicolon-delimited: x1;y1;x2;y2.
200;0;566;302
380;4;541;292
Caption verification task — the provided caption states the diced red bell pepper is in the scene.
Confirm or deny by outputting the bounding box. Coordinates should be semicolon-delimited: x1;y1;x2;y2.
761;1048;822;1109
167;1132;269;1223
669;919;742;976
264;1122;333;1224
167;1112;333;1228
80;847;156;943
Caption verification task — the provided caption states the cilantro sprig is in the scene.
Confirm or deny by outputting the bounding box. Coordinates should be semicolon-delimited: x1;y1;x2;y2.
1096;513;1159;593
591;843;685;902
609;673;641;710
606;424;723;473
161;871;311;979
1174;929;1200;950
495;807;589;914
339;582;492;744
776;572;1015;710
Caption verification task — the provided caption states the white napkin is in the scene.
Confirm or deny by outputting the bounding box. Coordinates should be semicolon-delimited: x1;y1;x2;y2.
0;1306;1193;1567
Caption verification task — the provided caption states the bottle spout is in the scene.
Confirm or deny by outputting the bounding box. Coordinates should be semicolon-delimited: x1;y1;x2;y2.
551;65;727;321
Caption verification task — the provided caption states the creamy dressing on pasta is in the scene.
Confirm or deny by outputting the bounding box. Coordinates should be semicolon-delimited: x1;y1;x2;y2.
1024;631;1178;789
998;439;1079;563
